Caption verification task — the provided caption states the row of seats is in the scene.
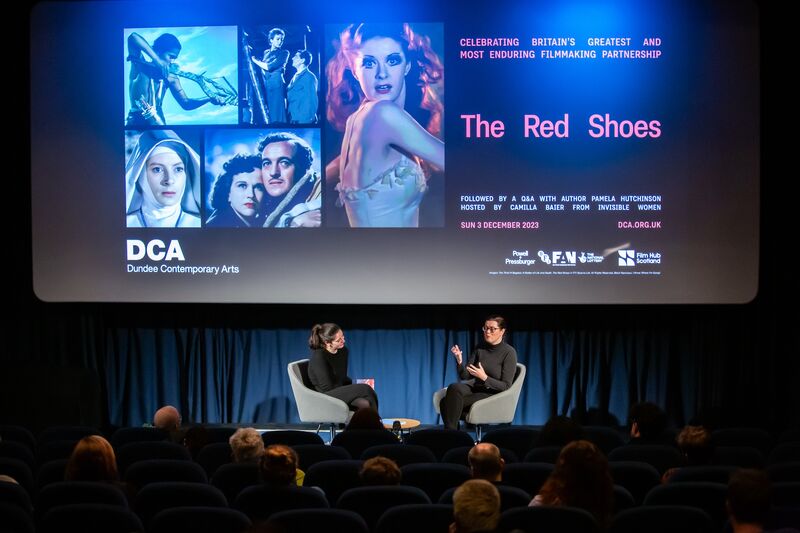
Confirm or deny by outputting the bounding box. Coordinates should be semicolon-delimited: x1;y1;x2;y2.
4;444;800;501
0;501;766;533
4;457;800;523
3;481;800;533
4;425;800;473
5;424;800;454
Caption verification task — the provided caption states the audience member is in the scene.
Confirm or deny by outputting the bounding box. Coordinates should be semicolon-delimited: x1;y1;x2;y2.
627;402;668;444
570;407;620;427
153;405;182;432
345;407;386;431
181;424;209;460
359;456;401;486
260;444;298;486
537;415;584;447
468;443;504;482
727;469;771;533
530;439;614;528
450;479;501;533
662;425;714;482
65;435;119;483
229;428;265;463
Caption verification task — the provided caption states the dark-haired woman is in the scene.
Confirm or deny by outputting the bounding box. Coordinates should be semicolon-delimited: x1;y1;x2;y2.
206;154;264;227
440;315;517;430
307;323;378;411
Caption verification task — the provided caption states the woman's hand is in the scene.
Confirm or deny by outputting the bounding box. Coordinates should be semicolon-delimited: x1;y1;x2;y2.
467;362;488;381
450;345;463;365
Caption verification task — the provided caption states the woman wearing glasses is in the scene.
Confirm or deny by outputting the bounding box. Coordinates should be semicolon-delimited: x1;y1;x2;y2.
440;315;517;430
308;323;378;412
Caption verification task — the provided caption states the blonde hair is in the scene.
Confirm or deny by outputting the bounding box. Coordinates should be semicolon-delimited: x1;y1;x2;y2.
229;428;265;463
452;479;500;533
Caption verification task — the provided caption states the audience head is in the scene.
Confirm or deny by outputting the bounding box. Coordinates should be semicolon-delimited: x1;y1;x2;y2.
538;415;584;447
451;479;501;533
181;425;209;460
230;427;265;463
676;425;714;466
727;468;771;528
468;442;504;482
570;407;620;427
153;405;182;431
538;439;614;527
65;435;119;483
359;456;401;486
346;407;385;431
628;402;667;441
260;444;298;486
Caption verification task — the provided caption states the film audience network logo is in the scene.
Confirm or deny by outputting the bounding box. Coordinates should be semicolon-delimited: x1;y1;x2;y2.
537;251;577;266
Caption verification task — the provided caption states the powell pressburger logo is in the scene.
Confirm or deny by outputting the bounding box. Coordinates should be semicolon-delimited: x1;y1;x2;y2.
618;250;636;266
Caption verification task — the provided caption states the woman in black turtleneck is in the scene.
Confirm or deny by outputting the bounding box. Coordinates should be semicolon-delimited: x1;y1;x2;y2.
307;323;378;411
440;315;517;430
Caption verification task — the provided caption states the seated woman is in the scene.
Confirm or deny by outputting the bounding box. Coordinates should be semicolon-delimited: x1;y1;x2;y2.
206;154;265;227
326;23;444;227
65;435;120;483
440;315;517;430
530;440;614;529
125;130;202;227
307;323;378;411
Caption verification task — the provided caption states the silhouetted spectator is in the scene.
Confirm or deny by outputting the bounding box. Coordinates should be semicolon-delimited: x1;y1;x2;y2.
181;425;209;460
530;440;614;529
662;425;714;483
537;415;584;447
65;435;119;483
727;469;771;533
627;402;668;444
260;444;298;486
359;456;401;486
345;408;386;431
468;443;504;483
451;479;501;533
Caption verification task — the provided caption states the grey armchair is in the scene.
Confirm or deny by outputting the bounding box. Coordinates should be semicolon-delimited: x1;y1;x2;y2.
432;363;526;441
288;359;352;441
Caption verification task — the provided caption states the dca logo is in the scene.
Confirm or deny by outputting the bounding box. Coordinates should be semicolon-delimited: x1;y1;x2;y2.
618;250;635;266
127;239;185;261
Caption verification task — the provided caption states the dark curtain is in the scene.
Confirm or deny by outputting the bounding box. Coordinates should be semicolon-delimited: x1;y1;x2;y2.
4;300;796;434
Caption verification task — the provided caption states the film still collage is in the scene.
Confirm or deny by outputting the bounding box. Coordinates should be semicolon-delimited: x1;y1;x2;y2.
123;23;445;229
